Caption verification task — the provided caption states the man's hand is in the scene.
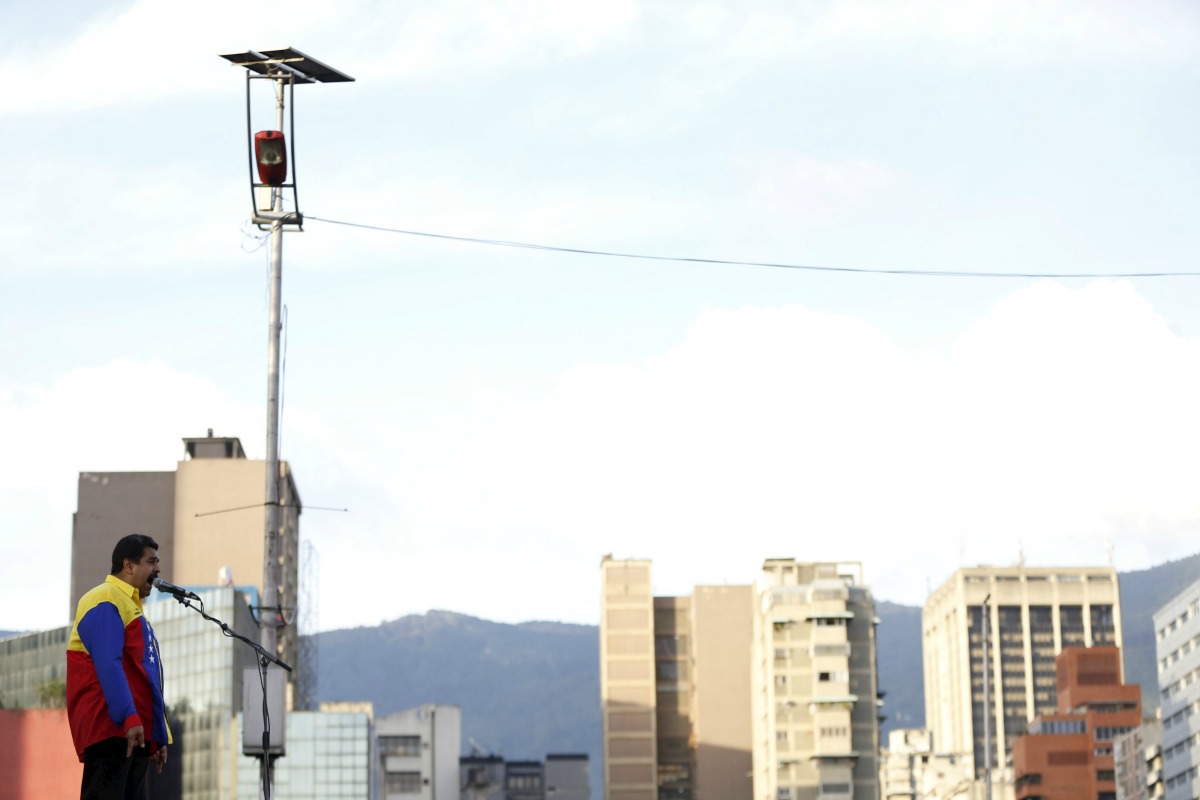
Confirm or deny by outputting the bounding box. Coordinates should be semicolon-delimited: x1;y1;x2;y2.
152;746;168;774
126;725;145;757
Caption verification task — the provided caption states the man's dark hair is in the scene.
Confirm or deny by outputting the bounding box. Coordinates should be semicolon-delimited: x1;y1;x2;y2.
110;534;160;575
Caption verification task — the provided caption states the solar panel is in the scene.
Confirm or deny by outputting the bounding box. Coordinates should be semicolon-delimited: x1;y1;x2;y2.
219;47;354;84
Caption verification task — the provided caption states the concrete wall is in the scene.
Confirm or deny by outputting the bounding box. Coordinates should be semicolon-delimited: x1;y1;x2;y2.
0;709;83;800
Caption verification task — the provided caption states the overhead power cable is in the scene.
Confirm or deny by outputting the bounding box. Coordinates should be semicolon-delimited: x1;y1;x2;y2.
304;215;1200;279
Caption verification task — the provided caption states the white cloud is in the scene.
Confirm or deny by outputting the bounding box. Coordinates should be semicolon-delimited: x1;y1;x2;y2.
0;0;641;116
0;359;259;629
708;0;1199;65
4;282;1199;631
406;280;1200;619
743;155;898;226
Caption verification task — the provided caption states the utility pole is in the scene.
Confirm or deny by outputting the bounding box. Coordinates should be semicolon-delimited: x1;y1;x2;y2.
262;78;286;662
219;47;353;799
219;46;353;658
981;594;992;800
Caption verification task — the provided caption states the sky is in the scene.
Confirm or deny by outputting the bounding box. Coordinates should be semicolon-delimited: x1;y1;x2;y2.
2;0;1199;634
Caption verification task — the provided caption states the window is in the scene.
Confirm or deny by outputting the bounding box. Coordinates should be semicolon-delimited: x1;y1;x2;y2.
507;774;542;790
379;736;421;756
656;635;686;658
385;772;422;794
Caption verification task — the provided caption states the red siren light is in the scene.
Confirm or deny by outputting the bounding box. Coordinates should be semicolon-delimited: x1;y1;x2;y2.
254;130;288;186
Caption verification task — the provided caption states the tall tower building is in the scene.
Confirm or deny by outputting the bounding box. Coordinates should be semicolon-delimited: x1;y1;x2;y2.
600;557;658;800
922;565;1122;778
1153;576;1200;800
752;559;880;800
70;431;302;671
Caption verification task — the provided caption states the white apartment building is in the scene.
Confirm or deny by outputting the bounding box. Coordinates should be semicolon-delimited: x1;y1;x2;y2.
1155;578;1200;800
753;559;880;800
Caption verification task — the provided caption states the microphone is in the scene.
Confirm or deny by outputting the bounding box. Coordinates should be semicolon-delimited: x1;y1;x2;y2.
153;578;200;600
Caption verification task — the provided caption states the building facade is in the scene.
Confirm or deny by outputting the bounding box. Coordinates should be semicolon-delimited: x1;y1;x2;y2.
879;728;974;800
235;709;373;800
753;559;880;800
600;557;757;800
0;626;71;710
1011;646;1140;800
459;753;590;800
545;754;590;800
1114;720;1163;800
0;708;84;798
376;704;462;800
923;566;1122;778
70;431;302;673
1154;577;1200;800
600;556;879;800
600;557;660;800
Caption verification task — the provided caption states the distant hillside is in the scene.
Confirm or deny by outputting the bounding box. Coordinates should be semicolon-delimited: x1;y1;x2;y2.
875;601;924;735
316;553;1198;797
317;611;601;783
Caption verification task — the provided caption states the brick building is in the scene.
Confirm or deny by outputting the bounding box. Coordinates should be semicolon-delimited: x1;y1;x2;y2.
1012;646;1140;800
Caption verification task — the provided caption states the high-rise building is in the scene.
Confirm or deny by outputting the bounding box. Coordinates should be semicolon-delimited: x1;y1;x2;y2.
753;559;880;800
1011;645;1141;800
599;556;879;800
70;431;302;671
922;566;1122;777
1153;576;1200;800
600;557;758;800
599;557;659;800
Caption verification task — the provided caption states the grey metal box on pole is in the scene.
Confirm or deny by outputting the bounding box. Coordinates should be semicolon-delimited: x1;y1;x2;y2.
243;665;288;756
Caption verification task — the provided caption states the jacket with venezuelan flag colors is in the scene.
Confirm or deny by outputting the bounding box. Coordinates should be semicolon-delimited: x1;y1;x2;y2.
66;574;172;761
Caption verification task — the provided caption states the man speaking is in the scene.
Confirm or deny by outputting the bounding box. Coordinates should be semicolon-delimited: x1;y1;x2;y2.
67;534;172;799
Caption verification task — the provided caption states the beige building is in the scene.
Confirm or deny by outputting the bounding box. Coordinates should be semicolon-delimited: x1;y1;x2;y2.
70;431;302;670
600;558;756;800
754;559;880;800
600;556;880;800
922;565;1122;779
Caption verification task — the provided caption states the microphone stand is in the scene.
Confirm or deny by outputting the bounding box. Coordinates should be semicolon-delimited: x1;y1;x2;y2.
167;593;292;800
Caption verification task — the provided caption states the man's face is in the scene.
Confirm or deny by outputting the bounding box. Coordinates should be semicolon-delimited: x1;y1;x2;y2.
126;547;161;599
